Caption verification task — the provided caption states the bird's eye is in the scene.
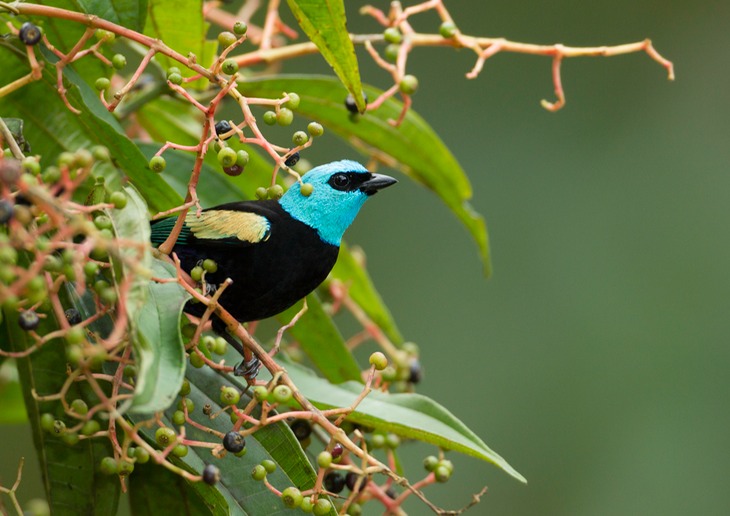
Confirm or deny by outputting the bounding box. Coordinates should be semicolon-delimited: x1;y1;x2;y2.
331;173;350;189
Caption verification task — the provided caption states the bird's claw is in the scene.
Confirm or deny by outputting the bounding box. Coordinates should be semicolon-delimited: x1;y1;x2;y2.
234;356;261;379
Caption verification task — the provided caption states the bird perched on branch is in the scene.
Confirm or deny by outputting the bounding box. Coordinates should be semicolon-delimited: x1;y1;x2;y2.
151;160;396;376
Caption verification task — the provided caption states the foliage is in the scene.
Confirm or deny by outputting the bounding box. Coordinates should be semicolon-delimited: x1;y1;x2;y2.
0;0;671;514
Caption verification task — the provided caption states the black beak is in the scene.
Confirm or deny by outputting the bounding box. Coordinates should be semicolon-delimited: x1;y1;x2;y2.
359;173;397;195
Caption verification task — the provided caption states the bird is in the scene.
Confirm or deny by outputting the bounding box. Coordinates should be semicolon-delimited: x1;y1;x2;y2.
151;160;397;376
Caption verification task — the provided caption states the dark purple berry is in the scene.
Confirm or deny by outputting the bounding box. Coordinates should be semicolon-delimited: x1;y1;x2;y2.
0;199;13;224
324;472;346;494
408;359;422;384
18;310;40;331
222;431;245;453
346;471;368;492
202;464;220;485
331;443;344;459
385;487;397;499
223;164;243;176
19;22;42;46
284;152;300;167
290;419;312;441
65;308;82;325
214;120;233;140
345;92;368;114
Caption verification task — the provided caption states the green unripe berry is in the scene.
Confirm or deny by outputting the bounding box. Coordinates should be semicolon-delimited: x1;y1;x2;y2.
267;184;284;200
62;432;80;446
271;384;292;404
292;131;309;146
263;111;277;125
434;464;451;482
94;78;110;91
251;464;267;481
439;21;457;38
177;397;194;413
95;29;115;43
91;145;110;162
307;122;324;137
369;351;388;370
383;27;402;44
190;351;205;368
64;326;85;347
81;420;101;436
281;486;303;508
235;150;250;167
220;386;241;406
384;43;400;62
21;157;40;175
217;147;237;168
300;183;314;197
190;265;204;282
317;451;332;469
438;459;454;474
149;155;166;173
399;74;419;95
313;499;333;516
167;72;183;85
94;214;113;230
221;58;239;75
284;92;300;110
70;399;89;416
276;107;294;126
218;31;237;48
300;498;314;513
100;287;118;306
203;258;218;273
233;21;248;35
423;455;439;472
155;426;176;447
111;53;127;69
41;413;55;433
172;444;188;457
385;433;401;449
213;337;227;355
84;261;99;279
42;166;61;184
179;379;191;397
370;433;385;448
255;186;268;200
347;503;363;516
253;385;268;402
52;419;66;435
261;459;277;474
167;66;181;76
100;456;118;475
118;460;134;475
109;191;127;209
65;344;83;366
134;447;150;464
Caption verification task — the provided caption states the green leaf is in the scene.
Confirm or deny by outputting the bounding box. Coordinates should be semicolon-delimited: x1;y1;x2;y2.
77;0;148;31
0;361;27;424
238;75;492;275
278;293;362;384
144;0;216;87
2;299;120;515
285;359;526;483
0;44;181;213
329;243;403;345
285;0;365;112
129;259;189;413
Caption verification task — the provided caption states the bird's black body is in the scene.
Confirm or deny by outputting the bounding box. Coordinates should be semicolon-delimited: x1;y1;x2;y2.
158;200;339;322
150;160;396;377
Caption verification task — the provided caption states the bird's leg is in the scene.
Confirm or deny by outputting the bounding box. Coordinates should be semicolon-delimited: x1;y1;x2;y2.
211;316;261;380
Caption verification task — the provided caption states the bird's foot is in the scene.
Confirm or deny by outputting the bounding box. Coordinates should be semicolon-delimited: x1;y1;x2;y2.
234;356;261;379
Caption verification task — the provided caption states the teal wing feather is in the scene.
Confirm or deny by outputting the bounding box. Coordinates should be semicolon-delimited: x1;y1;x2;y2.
150;217;194;246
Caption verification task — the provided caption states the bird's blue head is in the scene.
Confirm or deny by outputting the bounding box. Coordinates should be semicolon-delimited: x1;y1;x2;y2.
279;160;397;246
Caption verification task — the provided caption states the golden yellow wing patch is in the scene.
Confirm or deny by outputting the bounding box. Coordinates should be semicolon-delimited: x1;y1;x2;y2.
185;210;270;243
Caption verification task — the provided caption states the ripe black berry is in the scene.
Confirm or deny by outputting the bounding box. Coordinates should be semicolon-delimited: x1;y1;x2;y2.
345;92;368;114
0;199;13;224
284;152;300;167
215;120;233;140
18;310;40;331
223;164;243;176
346;471;368;492
323;472;346;494
65;308;82;325
408;359;422;384
290;419;312;441
202;464;220;485
19;22;42;46
222;431;245;453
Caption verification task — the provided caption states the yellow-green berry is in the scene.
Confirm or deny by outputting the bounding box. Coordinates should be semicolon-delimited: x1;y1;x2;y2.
112;54;127;69
292;131;308;146
167;72;183;85
218;31;237;48
221;58;238;75
218;146;237;168
100;456;118;475
284;92;300;110
384;43;400;62
155;426;176;447
203;258;218;273
220;386;240;405
263;111;277;125
439;21;457;38
300;183;314;197
272;384;292;404
281;487;303;508
267;184;284;200
149;156;166;173
399;74;419;95
109;191;127;209
307;122;324;137
261;459;277;474
236;150;249;167
369;351;388;370
255;186;268;200
95;77;110;91
383;27;402;44
251;464;267;481
276;108;294;126
317;451;332;468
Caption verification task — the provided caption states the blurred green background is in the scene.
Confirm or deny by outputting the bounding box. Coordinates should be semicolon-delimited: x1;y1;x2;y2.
3;1;729;514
